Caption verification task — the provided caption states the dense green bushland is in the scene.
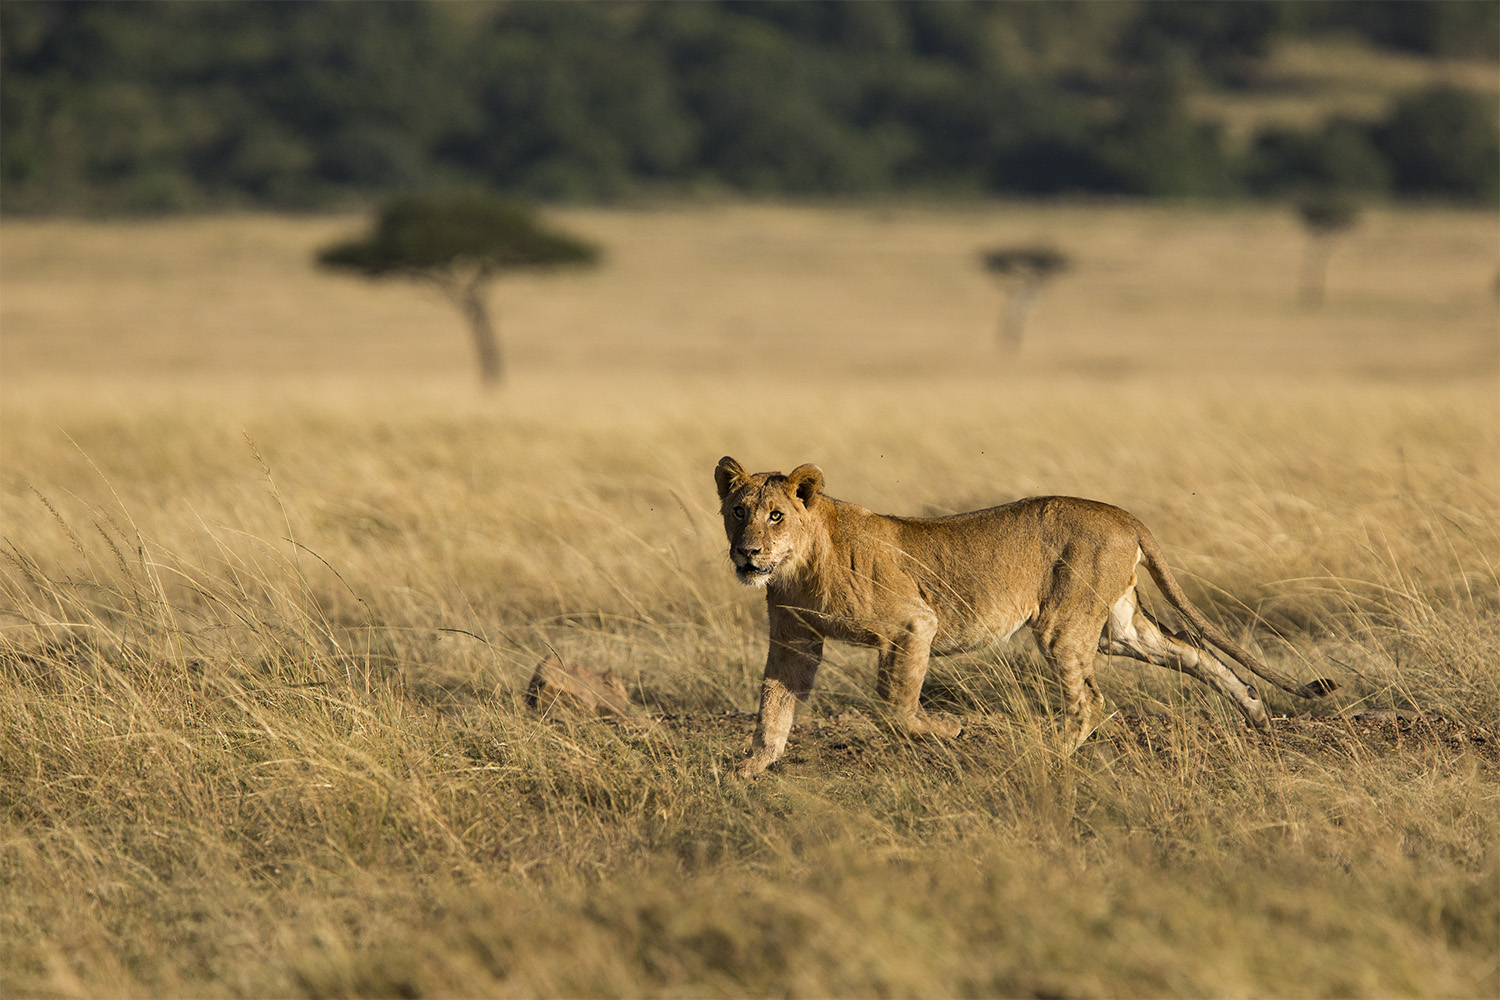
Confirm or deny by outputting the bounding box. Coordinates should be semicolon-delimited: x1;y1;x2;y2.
3;0;1496;212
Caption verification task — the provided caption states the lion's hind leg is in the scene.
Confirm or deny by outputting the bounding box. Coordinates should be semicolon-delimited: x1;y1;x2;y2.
1101;590;1270;732
1033;618;1109;750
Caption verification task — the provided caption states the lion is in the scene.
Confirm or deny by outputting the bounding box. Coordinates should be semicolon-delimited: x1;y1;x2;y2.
714;456;1335;777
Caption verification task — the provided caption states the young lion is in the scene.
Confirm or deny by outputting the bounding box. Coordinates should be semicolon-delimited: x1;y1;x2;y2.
714;456;1335;778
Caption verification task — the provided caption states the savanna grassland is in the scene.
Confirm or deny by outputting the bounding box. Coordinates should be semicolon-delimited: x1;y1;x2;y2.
2;202;1497;998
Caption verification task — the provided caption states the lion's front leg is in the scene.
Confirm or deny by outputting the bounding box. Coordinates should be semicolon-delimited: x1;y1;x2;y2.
877;611;962;740
736;616;823;778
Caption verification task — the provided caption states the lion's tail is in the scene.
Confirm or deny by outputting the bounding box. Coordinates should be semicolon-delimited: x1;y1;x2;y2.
1137;529;1337;699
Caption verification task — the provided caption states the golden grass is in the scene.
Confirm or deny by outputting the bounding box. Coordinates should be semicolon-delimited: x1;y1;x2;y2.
3;200;1495;383
2;203;1497;997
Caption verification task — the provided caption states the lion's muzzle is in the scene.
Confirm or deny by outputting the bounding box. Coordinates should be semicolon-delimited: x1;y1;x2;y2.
732;545;776;583
735;562;775;582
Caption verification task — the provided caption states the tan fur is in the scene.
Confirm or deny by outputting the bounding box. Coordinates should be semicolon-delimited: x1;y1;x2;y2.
714;456;1335;778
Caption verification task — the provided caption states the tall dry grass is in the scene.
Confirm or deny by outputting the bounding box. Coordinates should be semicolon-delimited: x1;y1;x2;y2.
2;203;1497;997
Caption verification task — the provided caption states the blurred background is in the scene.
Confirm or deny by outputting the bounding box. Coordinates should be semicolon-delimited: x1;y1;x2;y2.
4;0;1497;211
2;0;1497;392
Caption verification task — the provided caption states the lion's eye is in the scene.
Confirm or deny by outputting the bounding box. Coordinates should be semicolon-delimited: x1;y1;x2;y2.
768;510;783;523
732;506;746;520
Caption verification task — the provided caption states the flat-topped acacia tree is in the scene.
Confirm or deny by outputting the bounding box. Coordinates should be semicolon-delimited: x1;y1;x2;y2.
980;245;1071;354
318;194;600;387
1294;191;1360;310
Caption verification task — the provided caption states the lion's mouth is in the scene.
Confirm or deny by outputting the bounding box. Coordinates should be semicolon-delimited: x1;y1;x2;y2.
735;562;776;581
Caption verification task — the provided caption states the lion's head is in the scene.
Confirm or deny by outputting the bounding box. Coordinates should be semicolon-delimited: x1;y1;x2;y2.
713;456;825;588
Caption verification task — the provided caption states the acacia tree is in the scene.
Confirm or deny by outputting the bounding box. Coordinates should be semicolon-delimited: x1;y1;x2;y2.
318;194;599;386
980;245;1072;354
1294;191;1360;309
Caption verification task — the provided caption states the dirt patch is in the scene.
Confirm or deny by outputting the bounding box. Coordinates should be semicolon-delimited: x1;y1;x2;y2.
1269;711;1498;765
646;709;1499;775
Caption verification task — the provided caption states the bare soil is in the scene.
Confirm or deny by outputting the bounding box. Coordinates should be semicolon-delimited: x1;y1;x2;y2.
645;709;1500;776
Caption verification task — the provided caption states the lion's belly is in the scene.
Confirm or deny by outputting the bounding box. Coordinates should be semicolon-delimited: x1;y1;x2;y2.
932;609;1030;656
921;581;1036;655
793;584;1034;654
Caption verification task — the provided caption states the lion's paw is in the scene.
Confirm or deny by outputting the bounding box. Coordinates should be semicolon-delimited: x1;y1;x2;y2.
899;711;963;739
733;754;775;779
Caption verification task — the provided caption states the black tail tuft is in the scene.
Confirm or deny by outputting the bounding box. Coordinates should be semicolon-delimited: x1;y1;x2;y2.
1297;678;1339;698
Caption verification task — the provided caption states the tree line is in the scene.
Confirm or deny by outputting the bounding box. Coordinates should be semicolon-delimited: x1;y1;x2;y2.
3;0;1496;214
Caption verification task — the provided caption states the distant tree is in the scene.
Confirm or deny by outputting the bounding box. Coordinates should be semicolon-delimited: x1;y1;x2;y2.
1116;0;1287;87
318;194;599;386
1294;191;1361;309
1308;0;1500;60
1100;75;1240;197
1373;85;1500;203
980;245;1071;353
1245;117;1390;198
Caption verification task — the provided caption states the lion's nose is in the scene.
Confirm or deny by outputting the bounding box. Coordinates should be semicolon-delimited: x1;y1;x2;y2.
735;545;761;558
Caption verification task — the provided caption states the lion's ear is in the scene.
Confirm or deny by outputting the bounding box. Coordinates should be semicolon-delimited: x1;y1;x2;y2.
786;464;824;508
715;456;749;500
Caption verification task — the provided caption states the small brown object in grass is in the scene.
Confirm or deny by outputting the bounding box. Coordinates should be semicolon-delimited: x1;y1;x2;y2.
526;655;636;719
